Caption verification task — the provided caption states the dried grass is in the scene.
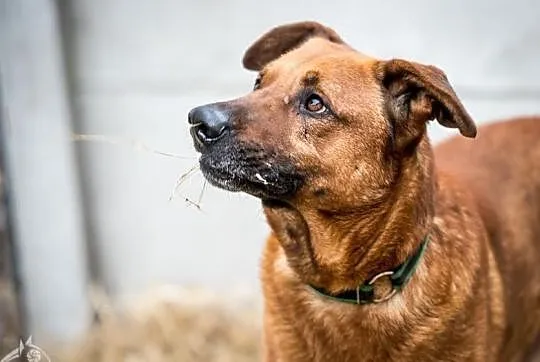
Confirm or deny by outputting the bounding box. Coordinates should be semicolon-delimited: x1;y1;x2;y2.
72;134;193;160
55;286;262;362
73;133;206;210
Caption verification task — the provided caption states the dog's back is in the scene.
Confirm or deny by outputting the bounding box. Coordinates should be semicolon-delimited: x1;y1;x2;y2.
435;116;540;358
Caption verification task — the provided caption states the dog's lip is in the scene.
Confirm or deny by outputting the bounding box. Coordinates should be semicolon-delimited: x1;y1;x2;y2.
196;140;304;199
261;198;292;208
199;166;241;192
199;162;277;198
199;157;303;200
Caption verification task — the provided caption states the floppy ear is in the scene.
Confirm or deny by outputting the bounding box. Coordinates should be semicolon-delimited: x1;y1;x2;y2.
242;21;345;71
377;59;476;151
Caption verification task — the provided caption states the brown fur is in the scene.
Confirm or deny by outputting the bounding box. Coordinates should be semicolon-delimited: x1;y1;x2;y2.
190;21;540;361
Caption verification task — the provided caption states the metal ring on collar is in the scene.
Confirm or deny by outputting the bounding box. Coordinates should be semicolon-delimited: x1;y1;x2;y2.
362;270;397;304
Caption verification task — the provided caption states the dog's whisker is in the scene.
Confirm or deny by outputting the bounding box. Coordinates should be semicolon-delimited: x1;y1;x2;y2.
72;133;195;160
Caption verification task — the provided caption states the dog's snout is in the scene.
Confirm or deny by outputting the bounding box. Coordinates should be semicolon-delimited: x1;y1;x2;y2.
189;104;231;148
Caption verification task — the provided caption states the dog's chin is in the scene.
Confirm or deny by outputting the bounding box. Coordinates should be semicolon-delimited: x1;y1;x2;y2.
198;142;303;201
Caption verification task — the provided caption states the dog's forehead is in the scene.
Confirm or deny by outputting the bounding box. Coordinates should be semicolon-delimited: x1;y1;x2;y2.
304;38;373;59
266;38;376;82
287;38;350;60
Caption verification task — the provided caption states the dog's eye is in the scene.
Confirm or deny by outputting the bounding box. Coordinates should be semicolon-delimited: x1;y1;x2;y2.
304;94;326;114
253;74;262;91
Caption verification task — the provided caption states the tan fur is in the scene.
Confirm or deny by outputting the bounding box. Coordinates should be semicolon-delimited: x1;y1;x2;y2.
190;21;540;361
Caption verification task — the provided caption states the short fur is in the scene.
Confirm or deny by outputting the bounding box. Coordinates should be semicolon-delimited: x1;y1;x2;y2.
189;21;540;361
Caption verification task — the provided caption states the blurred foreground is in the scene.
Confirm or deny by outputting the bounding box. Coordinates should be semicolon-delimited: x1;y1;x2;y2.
1;284;262;362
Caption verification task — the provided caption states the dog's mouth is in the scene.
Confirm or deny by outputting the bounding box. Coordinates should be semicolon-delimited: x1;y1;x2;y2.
198;141;304;200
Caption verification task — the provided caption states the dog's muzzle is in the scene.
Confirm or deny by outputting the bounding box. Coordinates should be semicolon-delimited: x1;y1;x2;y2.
187;102;304;200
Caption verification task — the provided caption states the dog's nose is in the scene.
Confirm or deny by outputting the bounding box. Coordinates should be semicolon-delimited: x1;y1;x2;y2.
188;104;231;148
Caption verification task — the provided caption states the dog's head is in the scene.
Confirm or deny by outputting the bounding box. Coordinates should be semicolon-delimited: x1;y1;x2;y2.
188;21;475;213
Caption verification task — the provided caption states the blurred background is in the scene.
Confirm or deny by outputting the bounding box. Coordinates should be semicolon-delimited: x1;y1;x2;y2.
0;0;539;360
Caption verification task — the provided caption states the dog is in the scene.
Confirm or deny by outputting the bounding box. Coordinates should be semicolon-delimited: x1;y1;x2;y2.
188;21;540;361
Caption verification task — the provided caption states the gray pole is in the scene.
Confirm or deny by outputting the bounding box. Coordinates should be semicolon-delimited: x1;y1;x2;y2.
0;0;92;344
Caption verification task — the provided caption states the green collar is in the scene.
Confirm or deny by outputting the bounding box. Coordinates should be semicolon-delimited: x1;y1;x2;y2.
308;236;429;305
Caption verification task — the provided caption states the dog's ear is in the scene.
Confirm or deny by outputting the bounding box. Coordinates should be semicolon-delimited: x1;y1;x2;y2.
377;59;476;151
243;21;344;71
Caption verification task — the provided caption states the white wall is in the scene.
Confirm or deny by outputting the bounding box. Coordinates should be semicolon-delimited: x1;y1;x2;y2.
0;0;91;343
62;0;540;301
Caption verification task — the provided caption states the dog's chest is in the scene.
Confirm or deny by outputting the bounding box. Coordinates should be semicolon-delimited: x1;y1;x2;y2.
268;293;415;361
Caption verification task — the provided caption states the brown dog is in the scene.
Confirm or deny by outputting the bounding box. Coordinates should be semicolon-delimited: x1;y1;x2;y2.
188;21;540;361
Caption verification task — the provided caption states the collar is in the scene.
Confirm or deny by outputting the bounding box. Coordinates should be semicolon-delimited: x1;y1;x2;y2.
308;236;429;305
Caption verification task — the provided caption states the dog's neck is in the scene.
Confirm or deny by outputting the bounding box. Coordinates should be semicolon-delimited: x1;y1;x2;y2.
263;137;436;294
